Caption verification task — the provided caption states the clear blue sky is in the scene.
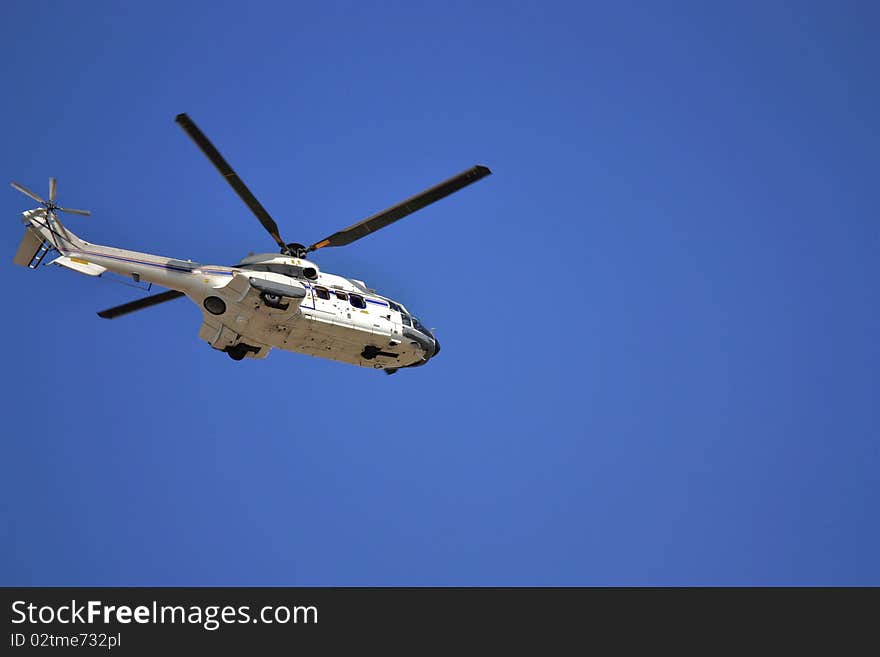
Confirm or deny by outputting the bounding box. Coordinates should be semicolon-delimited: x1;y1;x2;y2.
1;1;877;585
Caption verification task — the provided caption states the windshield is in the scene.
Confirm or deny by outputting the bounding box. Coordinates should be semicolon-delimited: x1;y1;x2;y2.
411;316;431;336
389;300;430;336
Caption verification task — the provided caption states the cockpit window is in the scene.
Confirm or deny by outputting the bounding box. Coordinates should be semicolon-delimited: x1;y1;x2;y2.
314;286;330;300
349;294;366;309
334;291;348;301
412;316;430;335
401;313;412;327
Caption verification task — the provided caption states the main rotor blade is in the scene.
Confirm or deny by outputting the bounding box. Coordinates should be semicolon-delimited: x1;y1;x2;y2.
11;181;46;205
307;165;491;252
57;207;91;216
49;177;57;202
97;289;185;319
175;113;286;251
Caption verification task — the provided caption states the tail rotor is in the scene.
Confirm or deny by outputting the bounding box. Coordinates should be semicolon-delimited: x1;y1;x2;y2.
10;177;90;217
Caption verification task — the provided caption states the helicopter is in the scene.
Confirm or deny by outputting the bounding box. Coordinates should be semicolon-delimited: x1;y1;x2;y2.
11;113;491;373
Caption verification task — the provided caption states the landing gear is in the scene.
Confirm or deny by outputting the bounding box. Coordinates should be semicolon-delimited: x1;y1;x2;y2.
260;291;289;311
361;345;399;360
224;343;259;361
226;344;247;360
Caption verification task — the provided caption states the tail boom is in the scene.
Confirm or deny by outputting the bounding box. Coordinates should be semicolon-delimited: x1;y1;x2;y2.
15;208;234;296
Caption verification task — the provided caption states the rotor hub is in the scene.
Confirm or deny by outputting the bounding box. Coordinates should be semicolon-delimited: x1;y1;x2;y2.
283;242;307;259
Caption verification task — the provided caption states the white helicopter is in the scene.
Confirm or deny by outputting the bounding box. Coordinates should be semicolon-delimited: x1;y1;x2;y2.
11;113;491;373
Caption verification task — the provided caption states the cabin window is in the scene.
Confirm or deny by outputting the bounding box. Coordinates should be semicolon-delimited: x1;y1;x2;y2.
335;291;348;301
349;294;366;309
389;301;402;313
314;286;330;300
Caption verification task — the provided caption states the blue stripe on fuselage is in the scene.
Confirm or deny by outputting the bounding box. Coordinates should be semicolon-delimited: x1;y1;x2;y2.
68;249;235;276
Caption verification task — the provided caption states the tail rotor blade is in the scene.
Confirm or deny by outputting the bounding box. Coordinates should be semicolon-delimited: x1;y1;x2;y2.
58;207;91;216
11;181;46;205
49;177;57;202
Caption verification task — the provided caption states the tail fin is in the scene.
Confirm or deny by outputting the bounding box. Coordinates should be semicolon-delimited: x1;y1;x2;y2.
12;225;51;268
14;212;106;276
14;208;105;275
11;177;91;260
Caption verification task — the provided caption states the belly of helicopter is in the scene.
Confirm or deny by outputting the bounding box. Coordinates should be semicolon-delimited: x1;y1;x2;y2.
203;292;419;369
193;271;425;368
282;309;422;369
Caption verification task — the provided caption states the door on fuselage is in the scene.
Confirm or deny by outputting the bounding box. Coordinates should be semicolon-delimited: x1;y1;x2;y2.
346;292;376;334
328;289;353;333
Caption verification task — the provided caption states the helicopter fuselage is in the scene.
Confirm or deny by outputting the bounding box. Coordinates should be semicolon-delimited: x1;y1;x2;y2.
18;209;438;370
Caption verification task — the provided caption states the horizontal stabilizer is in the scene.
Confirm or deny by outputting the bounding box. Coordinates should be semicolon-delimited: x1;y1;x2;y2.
50;255;107;277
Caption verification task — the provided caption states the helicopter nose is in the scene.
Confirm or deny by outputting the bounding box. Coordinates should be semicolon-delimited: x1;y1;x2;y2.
431;336;441;358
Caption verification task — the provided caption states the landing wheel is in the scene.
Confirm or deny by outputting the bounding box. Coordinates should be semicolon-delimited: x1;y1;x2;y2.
226;344;247;361
260;291;289;310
